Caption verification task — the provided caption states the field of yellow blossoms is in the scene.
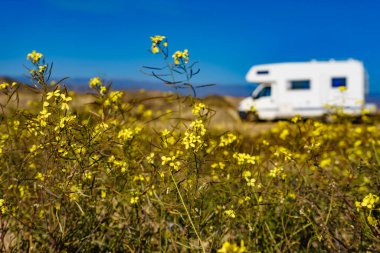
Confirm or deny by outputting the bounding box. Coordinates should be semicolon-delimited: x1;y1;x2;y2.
0;37;379;252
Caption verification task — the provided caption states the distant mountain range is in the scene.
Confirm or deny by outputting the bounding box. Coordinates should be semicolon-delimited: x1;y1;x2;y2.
2;75;380;106
1;75;256;97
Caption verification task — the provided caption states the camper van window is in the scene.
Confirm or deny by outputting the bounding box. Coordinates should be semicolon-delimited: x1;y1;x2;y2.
332;77;346;88
289;80;310;90
254;86;271;99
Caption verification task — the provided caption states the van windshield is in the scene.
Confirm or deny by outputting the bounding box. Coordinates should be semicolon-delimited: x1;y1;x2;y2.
253;86;271;99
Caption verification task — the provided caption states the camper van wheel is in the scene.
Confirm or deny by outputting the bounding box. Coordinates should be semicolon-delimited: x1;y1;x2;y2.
246;112;258;122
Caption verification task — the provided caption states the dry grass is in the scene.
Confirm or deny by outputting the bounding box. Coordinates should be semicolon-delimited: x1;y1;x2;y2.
0;88;274;136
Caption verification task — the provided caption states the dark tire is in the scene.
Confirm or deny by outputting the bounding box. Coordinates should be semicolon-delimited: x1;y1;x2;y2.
246;112;259;122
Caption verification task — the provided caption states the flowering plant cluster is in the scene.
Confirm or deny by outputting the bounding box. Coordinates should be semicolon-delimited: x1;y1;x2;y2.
0;43;379;252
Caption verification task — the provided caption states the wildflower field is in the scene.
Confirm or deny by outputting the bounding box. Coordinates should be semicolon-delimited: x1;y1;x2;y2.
0;37;379;252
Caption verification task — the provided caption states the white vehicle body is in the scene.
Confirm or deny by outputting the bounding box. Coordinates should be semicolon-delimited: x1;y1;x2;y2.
238;59;376;121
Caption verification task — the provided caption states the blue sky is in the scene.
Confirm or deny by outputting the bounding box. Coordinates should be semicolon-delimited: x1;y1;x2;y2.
1;0;380;93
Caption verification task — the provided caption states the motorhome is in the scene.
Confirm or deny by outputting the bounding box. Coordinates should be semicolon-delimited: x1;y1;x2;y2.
238;59;376;121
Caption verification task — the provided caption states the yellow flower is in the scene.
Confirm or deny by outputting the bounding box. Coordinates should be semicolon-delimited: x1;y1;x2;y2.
27;50;43;63
224;209;236;218
219;133;237;147
320;157;331;168
172;49;189;65
211;162;226;170
233;152;256;165
161;129;171;136
192;102;206;115
280;129;289;140
68;185;81;202
150;35;166;44
0;199;7;214
18;185;26;197
150;35;166;54
218;240;246;253
151;46;159;54
242;170;251;178
38;65;47;73
268;167;285;178
84;171;92;180
61;102;69;111
99;85;107;95
40;107;51;116
35;172;44;181
0;83;9;89
357;193;379;210
182;119;206;151
367;215;378;227
146;152;155;164
291;114;301;123
109;91;124;102
60;93;72;102
130;196;139;204
118;128;135;142
89;77;102;88
161;155;180;171
46;89;61;100
239;196;251;204
246;178;256;187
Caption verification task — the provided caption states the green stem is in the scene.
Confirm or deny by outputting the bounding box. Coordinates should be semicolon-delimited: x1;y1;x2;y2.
183;64;196;98
160;48;182;116
324;191;334;227
169;169;206;253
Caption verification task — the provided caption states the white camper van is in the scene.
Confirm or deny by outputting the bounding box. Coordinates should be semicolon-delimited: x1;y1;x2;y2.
238;59;376;121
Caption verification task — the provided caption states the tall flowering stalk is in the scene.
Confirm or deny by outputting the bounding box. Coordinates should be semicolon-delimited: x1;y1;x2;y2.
142;35;214;97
